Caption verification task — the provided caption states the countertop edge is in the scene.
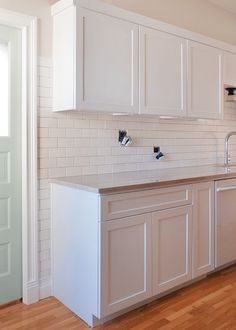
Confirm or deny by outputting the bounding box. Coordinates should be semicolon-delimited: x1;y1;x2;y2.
51;171;236;195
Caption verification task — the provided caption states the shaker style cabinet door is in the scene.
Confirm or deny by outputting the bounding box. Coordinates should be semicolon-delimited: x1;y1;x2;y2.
140;27;187;116
192;182;214;278
187;41;223;119
100;214;152;317
152;206;192;295
77;9;139;113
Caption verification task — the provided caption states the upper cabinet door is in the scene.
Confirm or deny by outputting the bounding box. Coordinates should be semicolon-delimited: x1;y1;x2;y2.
224;51;236;86
77;9;139;113
140;27;187;116
188;41;223;119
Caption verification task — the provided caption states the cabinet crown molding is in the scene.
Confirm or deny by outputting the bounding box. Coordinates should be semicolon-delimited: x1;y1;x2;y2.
51;0;75;16
53;0;236;54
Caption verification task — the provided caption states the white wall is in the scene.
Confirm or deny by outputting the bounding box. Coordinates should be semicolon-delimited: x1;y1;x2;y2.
0;0;235;57
102;0;236;45
0;0;52;57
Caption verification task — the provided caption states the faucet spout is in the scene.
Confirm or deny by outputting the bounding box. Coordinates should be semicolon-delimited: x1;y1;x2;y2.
225;132;236;166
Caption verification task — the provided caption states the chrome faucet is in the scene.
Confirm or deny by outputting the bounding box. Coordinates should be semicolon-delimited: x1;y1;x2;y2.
225;132;236;166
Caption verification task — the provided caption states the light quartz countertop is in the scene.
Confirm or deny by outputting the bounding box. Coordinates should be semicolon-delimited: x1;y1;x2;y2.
51;165;236;194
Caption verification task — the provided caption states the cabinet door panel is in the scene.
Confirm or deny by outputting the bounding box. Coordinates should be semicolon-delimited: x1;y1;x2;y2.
100;214;152;317
152;206;192;295
78;9;139;113
192;182;214;278
140;27;187;116
188;41;223;119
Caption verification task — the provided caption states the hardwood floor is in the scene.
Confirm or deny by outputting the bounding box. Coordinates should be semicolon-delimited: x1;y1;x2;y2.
2;266;236;329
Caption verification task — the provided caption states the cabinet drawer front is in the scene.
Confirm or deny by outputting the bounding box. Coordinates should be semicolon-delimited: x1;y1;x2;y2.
101;185;192;221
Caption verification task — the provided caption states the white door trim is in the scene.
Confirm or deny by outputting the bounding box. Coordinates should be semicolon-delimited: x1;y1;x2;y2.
0;9;38;304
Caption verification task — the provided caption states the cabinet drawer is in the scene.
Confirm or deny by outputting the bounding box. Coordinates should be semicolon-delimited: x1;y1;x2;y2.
101;185;192;221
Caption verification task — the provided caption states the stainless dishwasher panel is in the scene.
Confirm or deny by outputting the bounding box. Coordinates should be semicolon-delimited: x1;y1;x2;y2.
215;178;236;268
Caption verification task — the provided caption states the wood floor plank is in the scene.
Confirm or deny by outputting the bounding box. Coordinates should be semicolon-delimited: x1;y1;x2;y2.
2;266;236;329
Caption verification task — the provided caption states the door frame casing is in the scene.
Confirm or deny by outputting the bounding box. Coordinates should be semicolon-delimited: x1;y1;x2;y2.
0;9;38;304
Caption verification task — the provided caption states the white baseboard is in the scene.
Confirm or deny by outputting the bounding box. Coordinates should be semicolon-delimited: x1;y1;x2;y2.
39;279;52;299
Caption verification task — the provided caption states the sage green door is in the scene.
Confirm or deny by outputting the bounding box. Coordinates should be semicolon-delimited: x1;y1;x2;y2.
0;25;22;304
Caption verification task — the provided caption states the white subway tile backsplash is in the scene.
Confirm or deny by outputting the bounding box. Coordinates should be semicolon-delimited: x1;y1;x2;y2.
74;157;90;167
39;77;53;88
39;230;50;241
57;157;74;168
38;128;49;138
49;128;66;138
38;210;50;222
40;259;51;272
39;87;52;98
57;119;74;128
66;167;83;177
39;97;52;108
48;167;66;178
39;239;51;252
39;138;58;148
65;128;83;138
48;148;67;158
39;158;57;169
39;220;51;231
39;66;52;78
37;57;236;291
39;117;57;128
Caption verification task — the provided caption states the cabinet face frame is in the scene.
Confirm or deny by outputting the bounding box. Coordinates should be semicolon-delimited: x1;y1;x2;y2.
192;182;214;278
139;26;187;117
100;214;152;317
152;205;192;295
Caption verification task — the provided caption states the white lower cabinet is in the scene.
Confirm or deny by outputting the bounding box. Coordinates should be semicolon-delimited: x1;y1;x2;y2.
152;206;192;295
100;214;152;317
52;181;215;327
192;182;214;278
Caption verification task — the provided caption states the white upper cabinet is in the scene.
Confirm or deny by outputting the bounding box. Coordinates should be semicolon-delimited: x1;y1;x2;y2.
77;9;139;113
52;0;235;117
224;51;236;86
52;3;139;113
187;41;223;119
140;27;187;116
